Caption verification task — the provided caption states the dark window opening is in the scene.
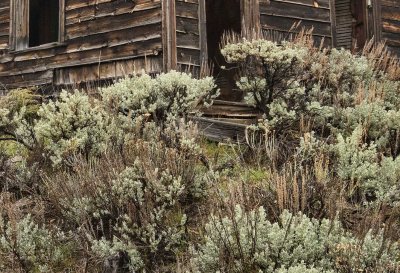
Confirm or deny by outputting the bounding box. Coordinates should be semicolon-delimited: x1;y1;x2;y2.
206;0;242;101
29;0;59;47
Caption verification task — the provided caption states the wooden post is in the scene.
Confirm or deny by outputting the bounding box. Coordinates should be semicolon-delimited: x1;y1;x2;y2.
372;0;382;43
199;0;208;76
59;0;65;43
241;0;261;39
11;0;29;50
162;0;177;72
329;0;337;47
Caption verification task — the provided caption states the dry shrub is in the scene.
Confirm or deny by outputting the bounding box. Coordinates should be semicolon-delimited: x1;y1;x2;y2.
43;122;213;272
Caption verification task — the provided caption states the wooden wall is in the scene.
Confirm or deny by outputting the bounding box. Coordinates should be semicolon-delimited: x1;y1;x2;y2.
0;1;9;51
175;0;201;76
334;0;352;49
259;0;333;46
381;0;400;57
0;0;163;88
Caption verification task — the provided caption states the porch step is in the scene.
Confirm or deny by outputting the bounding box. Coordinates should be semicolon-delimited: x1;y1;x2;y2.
191;100;262;143
201;100;261;120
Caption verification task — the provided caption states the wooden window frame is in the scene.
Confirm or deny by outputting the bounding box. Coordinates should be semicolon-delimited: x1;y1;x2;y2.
10;0;65;51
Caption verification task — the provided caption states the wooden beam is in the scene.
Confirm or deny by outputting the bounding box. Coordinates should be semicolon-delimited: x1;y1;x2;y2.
198;0;208;76
59;0;65;43
330;0;337;47
373;0;382;42
241;0;262;38
11;0;29;50
162;0;177;71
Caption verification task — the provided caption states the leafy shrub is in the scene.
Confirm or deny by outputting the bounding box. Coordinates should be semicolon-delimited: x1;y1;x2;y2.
221;36;399;140
335;127;400;204
45;121;212;271
34;90;113;166
0;89;40;150
101;70;218;126
221;36;400;205
191;205;400;273
0;194;73;273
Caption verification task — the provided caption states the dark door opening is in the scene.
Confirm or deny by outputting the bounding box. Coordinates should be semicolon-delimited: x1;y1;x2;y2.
29;0;60;47
206;0;242;101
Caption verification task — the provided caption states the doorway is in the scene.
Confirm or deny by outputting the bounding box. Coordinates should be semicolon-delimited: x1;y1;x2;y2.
206;0;242;101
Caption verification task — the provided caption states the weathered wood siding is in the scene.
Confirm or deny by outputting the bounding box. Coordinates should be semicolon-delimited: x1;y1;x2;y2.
0;1;9;51
334;0;352;49
381;0;400;57
0;0;163;88
259;0;333;46
176;0;201;75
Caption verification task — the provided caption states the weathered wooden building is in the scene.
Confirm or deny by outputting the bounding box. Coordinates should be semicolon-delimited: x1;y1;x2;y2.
0;0;398;90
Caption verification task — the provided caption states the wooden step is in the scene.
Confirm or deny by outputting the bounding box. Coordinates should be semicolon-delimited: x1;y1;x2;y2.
190;100;262;143
199;99;262;119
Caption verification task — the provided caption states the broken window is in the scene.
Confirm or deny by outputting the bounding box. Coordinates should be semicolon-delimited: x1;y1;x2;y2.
11;0;63;50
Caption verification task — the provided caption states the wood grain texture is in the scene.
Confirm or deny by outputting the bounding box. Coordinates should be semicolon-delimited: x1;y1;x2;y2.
176;0;200;75
0;0;163;88
381;0;400;57
260;0;333;45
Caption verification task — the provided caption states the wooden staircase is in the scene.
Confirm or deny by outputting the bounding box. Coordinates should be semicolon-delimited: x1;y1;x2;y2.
190;100;262;143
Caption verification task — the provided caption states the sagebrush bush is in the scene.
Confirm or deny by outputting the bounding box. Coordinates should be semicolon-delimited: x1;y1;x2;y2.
0;194;74;273
1;45;399;273
335;126;400;204
34;90;113;166
0;89;40;150
191;205;400;273
44;121;213;271
101;70;218;126
221;35;400;206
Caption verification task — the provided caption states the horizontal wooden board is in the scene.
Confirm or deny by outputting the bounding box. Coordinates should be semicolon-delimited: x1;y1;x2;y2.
382;19;400;34
260;0;331;23
65;0;159;25
261;14;332;37
268;0;330;9
0;0;164;87
190;116;252;143
55;56;162;85
381;6;400;21
381;0;400;8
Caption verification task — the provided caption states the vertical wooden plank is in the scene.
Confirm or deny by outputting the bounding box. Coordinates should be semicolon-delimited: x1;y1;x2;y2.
162;0;177;71
329;0;337;47
372;0;382;43
9;0;15;50
59;0;65;43
198;0;208;75
241;0;261;38
12;0;29;50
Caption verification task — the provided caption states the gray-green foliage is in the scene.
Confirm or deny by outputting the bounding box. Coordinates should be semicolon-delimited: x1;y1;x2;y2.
0;214;70;272
191;205;400;273
221;37;400;204
335;127;400;204
65;159;189;271
101;70;218;125
49;122;212;271
34;90;113;166
0;89;40;149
